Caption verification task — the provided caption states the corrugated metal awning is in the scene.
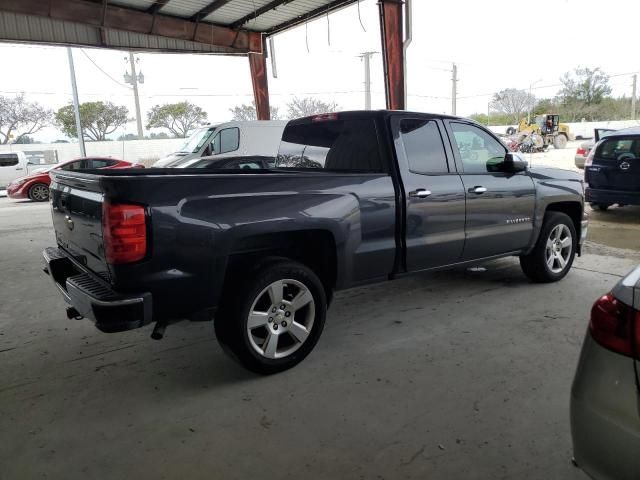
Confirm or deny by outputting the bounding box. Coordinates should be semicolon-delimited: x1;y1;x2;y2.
0;0;360;53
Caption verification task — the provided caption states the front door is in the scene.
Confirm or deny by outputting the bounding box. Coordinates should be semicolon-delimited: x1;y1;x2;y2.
393;116;466;271
444;120;536;260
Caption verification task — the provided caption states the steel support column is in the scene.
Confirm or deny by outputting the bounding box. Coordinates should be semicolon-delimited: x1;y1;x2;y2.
378;0;405;110
249;42;270;120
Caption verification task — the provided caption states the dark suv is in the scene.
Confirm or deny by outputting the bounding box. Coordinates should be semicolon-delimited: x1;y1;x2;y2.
585;127;640;211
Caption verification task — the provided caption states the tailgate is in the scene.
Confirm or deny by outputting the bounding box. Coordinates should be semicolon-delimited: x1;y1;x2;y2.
49;172;110;280
586;137;640;192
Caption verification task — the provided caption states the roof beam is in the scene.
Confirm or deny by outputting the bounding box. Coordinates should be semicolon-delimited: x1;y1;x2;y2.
0;0;263;53
266;0;358;34
190;0;234;22
229;0;292;30
147;0;172;15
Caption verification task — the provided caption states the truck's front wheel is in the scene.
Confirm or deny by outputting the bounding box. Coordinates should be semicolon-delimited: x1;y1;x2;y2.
215;260;327;374
519;212;576;283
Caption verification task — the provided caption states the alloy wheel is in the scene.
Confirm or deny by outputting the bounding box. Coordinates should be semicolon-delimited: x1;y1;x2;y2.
545;224;572;274
246;278;315;359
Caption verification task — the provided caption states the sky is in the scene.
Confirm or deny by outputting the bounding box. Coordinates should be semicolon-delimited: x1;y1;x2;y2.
1;0;638;142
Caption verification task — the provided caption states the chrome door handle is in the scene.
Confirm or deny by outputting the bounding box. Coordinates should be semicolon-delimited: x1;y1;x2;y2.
470;186;487;194
409;189;432;198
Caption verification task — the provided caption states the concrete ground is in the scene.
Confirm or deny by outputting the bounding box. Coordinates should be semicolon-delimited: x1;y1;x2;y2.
1;194;639;480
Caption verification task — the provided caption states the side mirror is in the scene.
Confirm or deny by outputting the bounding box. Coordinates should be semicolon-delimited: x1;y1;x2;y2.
202;143;212;157
503;152;528;172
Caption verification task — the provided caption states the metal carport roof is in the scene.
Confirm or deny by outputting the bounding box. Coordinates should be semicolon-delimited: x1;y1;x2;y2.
0;0;408;119
0;0;360;53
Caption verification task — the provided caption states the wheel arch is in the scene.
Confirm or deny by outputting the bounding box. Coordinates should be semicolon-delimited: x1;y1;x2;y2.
224;229;338;304
545;201;581;233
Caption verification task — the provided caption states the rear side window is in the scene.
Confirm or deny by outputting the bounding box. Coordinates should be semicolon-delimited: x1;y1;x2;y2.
276;118;384;172
599;138;639;160
0;154;19;167
89;159;116;168
61;160;87;170
399;119;449;174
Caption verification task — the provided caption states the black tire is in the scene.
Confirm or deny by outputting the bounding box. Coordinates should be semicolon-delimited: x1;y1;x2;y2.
506;127;516;135
28;183;49;202
591;203;611;211
215;260;327;374
520;212;577;283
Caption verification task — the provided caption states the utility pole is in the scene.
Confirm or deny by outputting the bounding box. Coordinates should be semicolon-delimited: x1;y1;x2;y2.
451;63;457;116
359;52;376;110
125;52;144;139
66;47;86;157
632;74;637;120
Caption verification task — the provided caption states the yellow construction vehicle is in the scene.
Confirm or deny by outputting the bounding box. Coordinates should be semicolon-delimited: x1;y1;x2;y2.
514;114;573;149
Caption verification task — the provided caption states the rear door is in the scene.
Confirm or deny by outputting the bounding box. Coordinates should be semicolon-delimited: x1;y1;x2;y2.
444;120;536;260
587;137;640;191
392;116;466;271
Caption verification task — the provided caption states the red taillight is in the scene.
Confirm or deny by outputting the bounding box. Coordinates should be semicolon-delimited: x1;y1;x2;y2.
102;202;147;264
589;293;640;359
576;147;586;156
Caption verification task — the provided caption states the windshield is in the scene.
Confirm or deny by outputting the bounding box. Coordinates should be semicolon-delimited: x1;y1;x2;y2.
178;127;215;153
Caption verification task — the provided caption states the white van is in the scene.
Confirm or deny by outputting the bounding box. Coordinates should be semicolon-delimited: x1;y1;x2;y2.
152;120;287;168
0;152;45;189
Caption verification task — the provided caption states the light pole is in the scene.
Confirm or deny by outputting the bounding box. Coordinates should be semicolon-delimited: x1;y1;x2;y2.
66;47;86;157
527;78;542;124
124;53;145;139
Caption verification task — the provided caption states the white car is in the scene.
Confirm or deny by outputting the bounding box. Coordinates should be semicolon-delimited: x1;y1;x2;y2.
153;121;287;168
0;151;45;189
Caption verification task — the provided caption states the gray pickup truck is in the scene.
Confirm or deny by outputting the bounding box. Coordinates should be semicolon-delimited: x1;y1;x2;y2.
43;111;587;373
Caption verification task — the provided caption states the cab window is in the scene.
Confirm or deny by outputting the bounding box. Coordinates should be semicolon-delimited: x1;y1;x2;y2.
450;122;506;173
219;128;240;154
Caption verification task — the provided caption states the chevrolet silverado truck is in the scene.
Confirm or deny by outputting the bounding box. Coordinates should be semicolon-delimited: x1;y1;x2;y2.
43;111;587;374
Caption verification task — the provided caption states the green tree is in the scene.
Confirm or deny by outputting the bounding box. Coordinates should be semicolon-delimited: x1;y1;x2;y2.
286;97;338;119
559;67;612;106
229;101;280;121
146;101;207;138
0;93;52;144
55;101;128;141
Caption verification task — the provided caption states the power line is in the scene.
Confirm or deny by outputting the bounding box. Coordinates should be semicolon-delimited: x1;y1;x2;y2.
79;49;130;89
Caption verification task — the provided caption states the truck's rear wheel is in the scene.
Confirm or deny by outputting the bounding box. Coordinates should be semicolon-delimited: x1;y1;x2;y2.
28;183;49;202
591;203;611;211
215;260;327;374
520;212;576;283
553;134;568;149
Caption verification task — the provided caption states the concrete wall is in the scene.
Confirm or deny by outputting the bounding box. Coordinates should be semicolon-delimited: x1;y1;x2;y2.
489;120;640;138
0;138;184;166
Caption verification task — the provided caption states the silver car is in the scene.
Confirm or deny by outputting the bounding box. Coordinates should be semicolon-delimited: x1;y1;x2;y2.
575;129;616;169
571;266;640;480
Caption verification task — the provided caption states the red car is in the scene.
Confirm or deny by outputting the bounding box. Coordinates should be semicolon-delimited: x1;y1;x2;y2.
7;157;140;202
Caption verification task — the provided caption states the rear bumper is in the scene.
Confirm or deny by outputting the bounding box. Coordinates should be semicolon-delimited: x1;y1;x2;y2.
42;247;152;333
571;334;640;480
574;155;585;169
586;187;640;206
